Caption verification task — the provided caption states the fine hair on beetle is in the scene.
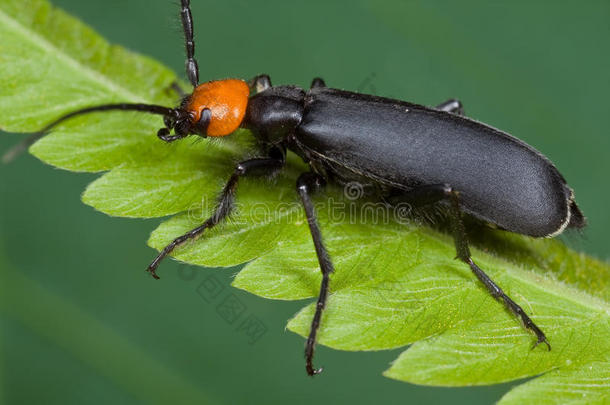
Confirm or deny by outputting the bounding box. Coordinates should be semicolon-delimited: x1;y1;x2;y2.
4;0;586;377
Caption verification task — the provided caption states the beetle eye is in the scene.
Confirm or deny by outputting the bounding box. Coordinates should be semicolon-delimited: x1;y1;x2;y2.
194;108;212;136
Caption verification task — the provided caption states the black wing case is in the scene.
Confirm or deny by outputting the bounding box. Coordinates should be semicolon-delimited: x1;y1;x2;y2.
295;87;578;237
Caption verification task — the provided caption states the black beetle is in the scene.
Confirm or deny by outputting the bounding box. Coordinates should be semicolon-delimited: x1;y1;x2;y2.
4;0;585;377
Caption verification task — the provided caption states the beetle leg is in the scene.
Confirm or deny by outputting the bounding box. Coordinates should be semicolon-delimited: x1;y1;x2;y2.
436;99;464;115
389;183;551;350
146;156;284;279
310;77;326;89
161;81;187;99
247;74;272;93
297;172;334;376
168;81;187;98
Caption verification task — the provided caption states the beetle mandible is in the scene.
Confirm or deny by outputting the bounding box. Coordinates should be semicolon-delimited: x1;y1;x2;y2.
4;0;585;376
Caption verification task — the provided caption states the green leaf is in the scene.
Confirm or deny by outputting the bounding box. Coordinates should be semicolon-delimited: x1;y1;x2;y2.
0;0;177;172
2;1;609;403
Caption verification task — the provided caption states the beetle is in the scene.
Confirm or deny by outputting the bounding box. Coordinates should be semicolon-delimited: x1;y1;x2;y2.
4;0;585;377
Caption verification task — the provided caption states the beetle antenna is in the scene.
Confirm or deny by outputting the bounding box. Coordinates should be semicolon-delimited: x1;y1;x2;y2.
180;0;199;87
2;103;174;164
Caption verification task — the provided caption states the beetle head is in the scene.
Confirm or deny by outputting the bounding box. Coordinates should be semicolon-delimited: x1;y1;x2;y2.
156;79;249;142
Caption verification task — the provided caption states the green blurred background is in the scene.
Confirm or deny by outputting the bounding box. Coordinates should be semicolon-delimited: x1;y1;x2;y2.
1;0;608;404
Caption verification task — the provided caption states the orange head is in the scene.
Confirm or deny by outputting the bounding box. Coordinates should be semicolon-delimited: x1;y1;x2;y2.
156;79;250;141
185;79;250;137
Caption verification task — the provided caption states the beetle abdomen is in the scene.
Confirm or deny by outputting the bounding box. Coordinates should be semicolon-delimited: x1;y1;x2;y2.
296;88;583;237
